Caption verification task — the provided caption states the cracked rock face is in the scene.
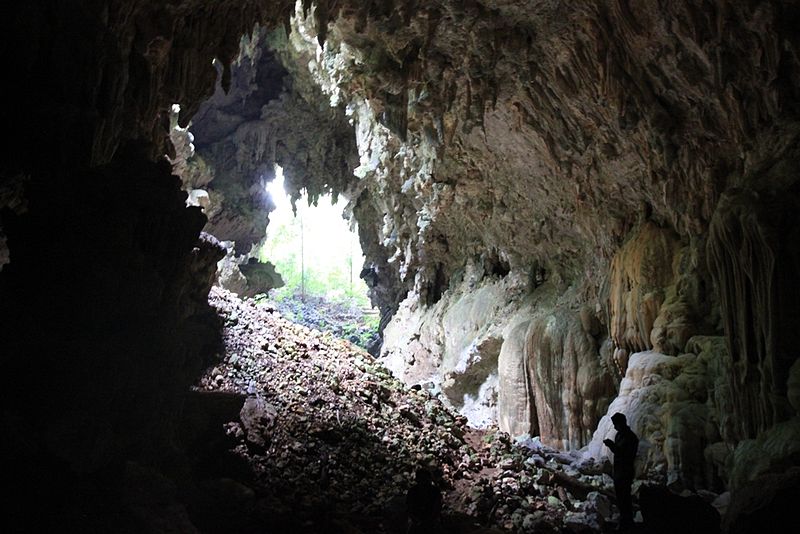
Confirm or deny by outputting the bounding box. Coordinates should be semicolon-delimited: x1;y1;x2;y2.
181;28;359;255
258;0;800;502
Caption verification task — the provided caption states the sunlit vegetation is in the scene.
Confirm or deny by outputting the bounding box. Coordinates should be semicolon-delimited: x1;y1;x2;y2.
258;167;378;349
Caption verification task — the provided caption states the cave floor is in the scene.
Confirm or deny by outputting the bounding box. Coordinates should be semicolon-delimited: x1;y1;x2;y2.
188;288;626;533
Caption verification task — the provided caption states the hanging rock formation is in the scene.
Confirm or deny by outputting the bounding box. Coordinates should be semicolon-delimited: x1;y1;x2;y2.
708;183;800;441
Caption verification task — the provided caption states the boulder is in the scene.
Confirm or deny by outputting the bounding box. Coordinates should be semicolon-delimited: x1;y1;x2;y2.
564;511;600;533
639;485;720;534
724;467;800;534
239;397;278;451
583;491;612;523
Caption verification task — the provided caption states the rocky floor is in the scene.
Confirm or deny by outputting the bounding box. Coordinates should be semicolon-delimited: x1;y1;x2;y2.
191;288;628;533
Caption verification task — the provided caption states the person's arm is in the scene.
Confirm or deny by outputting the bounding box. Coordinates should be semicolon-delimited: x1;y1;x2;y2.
603;438;616;452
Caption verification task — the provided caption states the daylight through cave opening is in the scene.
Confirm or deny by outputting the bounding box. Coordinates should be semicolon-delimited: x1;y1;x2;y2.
261;165;369;305
256;164;379;350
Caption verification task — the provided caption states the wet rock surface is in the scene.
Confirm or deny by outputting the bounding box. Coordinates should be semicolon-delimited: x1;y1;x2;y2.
192;288;637;533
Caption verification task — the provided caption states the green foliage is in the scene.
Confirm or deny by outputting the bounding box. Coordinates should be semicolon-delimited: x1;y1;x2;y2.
339;314;380;348
258;184;372;309
271;291;380;351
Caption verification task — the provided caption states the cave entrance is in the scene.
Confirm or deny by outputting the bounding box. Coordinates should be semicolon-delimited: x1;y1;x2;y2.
259;165;378;349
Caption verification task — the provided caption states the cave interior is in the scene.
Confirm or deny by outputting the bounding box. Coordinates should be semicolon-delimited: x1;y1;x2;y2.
1;1;799;533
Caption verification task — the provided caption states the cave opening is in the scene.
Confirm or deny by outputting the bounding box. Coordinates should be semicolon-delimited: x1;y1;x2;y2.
257;164;379;350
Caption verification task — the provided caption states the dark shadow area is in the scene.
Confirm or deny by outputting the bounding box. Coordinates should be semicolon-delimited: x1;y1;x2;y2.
0;145;224;531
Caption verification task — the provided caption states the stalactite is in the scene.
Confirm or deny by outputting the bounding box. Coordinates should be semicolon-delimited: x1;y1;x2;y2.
707;188;799;440
604;222;680;354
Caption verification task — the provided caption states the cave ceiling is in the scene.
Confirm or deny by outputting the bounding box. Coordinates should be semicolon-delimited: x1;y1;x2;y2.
2;0;798;371
4;1;797;268
161;0;800;312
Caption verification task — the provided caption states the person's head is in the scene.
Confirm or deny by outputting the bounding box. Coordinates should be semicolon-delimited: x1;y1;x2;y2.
415;467;432;484
611;412;627;431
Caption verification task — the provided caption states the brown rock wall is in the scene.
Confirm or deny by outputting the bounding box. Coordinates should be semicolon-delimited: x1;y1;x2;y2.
525;309;616;450
707;183;800;441
1;2;799;525
3;1;298;173
294;0;800;296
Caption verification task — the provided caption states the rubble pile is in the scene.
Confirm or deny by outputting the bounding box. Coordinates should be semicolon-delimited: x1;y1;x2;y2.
196;288;621;532
268;291;380;352
458;434;621;533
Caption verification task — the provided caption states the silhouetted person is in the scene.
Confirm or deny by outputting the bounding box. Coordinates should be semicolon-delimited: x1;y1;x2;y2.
604;412;639;530
406;468;442;534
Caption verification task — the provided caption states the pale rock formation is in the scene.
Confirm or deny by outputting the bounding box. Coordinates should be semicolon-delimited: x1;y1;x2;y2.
280;6;800;512
586;337;731;490
381;265;528;427
383;267;617;447
498;317;537;438
379;294;444;386
525;307;616;450
604;222;714;357
605;223;681;354
439;281;508;405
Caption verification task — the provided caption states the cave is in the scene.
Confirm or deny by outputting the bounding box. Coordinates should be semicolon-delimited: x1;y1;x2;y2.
1;1;799;533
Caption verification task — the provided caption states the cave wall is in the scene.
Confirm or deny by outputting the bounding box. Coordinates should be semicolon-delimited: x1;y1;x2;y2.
263;0;800;498
708;180;800;441
167;24;362;297
183;27;360;255
288;0;800;286
0;1;297;527
0;148;226;528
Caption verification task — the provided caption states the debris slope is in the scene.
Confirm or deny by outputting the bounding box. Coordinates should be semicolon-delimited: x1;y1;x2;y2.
197;288;621;533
